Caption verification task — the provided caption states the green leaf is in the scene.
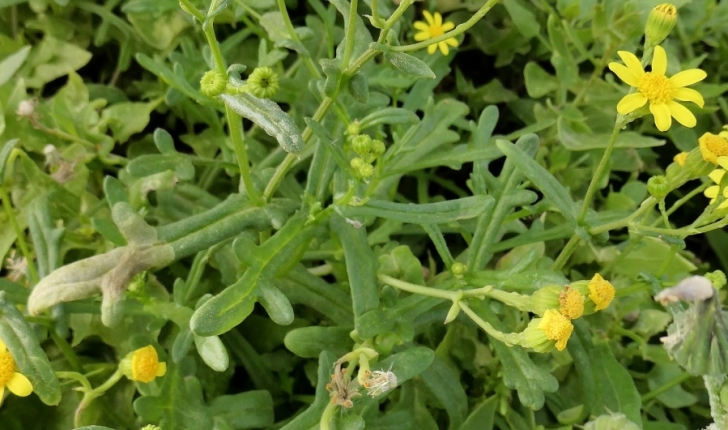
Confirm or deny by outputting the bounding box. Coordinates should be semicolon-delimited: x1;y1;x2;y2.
101;101;156;143
257;278;294;325
358;108;418;130
27;196;64;278
26;37;92;88
523;62;558;98
612;237;696;278
0;46;30;86
207;390;274;429
384;51;436;79
284;326;353;358
419;356;468;430
0;292;62;405
335;196;494;224
320;58;343;98
135;53;206;104
220;93;304;155
194;334;230;372
305;118;355;177
558;117;666;150
584;413;641;430
590;343;642;425
491;340;558;409
496;138;578;225
279;351;336;430
502;0;541;39
461;396;497;430
0;138;18;186
347;72;369;103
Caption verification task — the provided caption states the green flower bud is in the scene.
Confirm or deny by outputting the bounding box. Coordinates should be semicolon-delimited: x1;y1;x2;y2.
141;425;162;430
347;121;361;137
200;70;228;96
529;284;562;316
705;270;727;289
444;300;461;324
371;139;386;157
352;134;372;156
359;163;374;178
518;318;553;353
647;175;670;200
350;157;365;170
450;262;467;278
644;4;677;47
667;147;711;189
247;67;280;99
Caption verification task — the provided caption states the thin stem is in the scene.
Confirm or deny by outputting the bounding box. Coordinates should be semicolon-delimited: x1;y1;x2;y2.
370;0;383;26
319;398;338;430
341;0;359;69
226;105;263;205
390;0;500;52
551;235;580;271
377;0;415;43
49;330;83;372
75;368;123;427
578;120;623;221
275;0;321;78
641;372;691;402
178;0;205;21
203;1;227;74
378;273;456;300
459;302;519;346
0;186;39;284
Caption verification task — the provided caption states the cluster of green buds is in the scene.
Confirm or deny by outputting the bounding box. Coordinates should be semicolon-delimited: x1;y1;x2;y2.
199;67;280;99
349;134;385;179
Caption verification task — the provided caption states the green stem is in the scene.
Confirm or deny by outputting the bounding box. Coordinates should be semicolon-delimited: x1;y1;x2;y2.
275;0;321;78
341;0;359;69
74;368;123;427
641;372;691;402
378;273;456;300
578;120;623;221
459;302;519;346
203;0;227;74
389;0;500;52
370;0;383;26
704;375;728;429
178;0;205;21
377;0;415;43
0;186;39;284
49;330;83;372
551;235;580;271
320;396;338;430
226;105;263;205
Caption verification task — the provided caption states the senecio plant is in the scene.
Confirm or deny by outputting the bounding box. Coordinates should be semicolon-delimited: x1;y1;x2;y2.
3;0;728;429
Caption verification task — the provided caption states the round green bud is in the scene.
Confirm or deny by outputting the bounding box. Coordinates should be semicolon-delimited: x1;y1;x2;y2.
529;284;562;316
451;262;467;277
200;70;228;96
359;163;374;178
350;157;365;170
371;139;386;157
347;121;361;137
141;426;162;430
352;134;372;156
705;270;727;289
647;175;670;200
645;4;677;47
247;67;280;99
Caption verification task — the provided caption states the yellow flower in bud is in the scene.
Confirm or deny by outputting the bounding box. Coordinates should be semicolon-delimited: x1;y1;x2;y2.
559;286;584;319
699;133;728;165
537;310;574;351
673;151;688;167
121;345;167;383
645;4;677;47
0;339;33;403
588;274;615;311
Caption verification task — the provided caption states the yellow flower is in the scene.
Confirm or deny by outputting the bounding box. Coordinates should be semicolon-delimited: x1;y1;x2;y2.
699;132;728;164
537;309;573;351
559;286;585;319
673;151;688;167
608;45;706;131
588;274;615;311
0;339;33;402
704;157;728;209
413;11;458;55
121;345;167;383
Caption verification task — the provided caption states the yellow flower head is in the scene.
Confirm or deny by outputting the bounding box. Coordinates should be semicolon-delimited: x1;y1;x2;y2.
413;11;459;56
673;151;688;167
704;157;728;209
588;274;615;311
537;309;573;351
122;345;167;383
559;286;585;319
0;339;33;402
608;45;706;131
699;133;728;164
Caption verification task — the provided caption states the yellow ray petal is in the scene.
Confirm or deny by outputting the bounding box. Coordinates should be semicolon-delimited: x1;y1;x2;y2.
616;93;647;114
442;21;455;32
433;11;443;27
439;41;450;56
650;103;672;131
608;63;640;87
617;51;645;77
668;101;697;128
422;10;435;26
651;46;667;76
709;169;725;185
718;157;728;170
414;31;430;41
427;43;438;55
414;21;429;32
672;87;704;108
6;372;32;397
705;186;720;198
719;200;728;210
670;69;707;87
445;37;459;47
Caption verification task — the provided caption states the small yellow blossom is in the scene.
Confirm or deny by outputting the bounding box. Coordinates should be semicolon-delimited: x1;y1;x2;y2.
0;339;33;402
588;274;615;311
673;152;688;167
704;157;728;209
608;45;706;131
559;287;585;319
537;309;574;351
121;345;167;383
413;11;459;55
699;133;728;164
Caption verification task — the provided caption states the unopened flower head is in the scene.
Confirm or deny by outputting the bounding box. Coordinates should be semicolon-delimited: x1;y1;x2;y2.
703;157;728;210
413;11;459;55
537;309;574;351
120;345;167;383
200;70;228;97
645;4;677;47
0;339;33;403
673;151;688;167
608;45;706;131
699;133;728;165
247;67;279;99
558;286;585;319
647;175;670;200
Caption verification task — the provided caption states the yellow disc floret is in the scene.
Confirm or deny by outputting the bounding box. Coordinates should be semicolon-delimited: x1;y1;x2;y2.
129;345;167;383
0;349;15;386
558;287;585;319
588;274;616;311
537;309;574;351
699;133;728;164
